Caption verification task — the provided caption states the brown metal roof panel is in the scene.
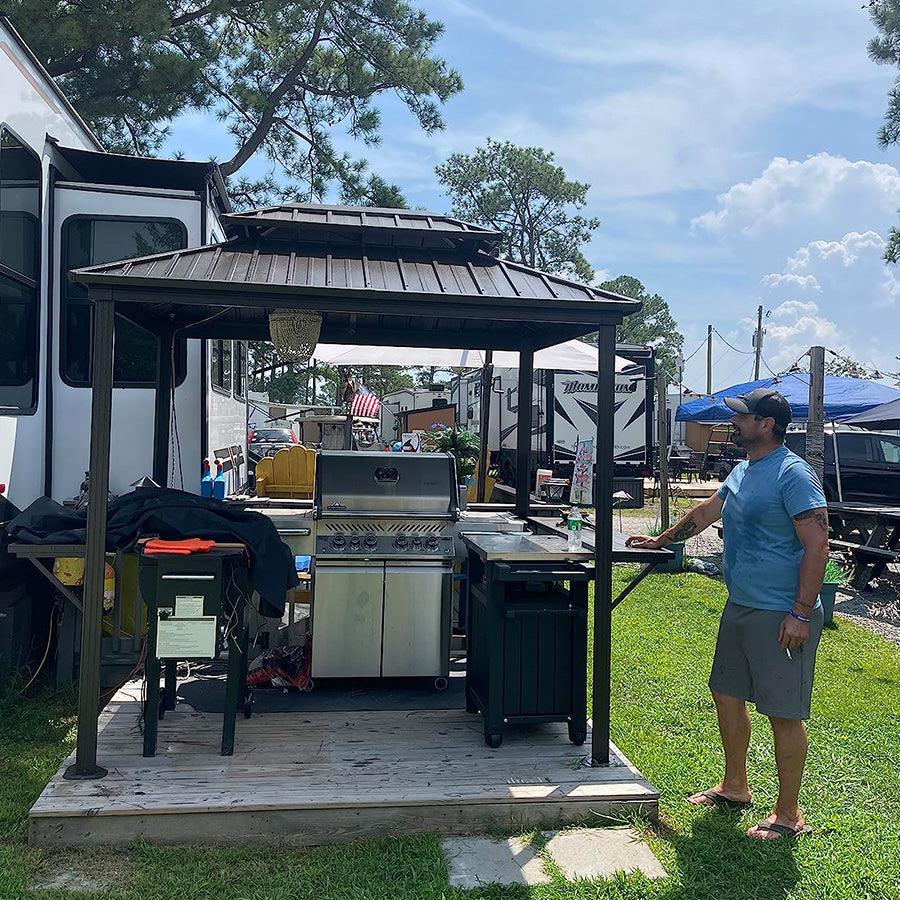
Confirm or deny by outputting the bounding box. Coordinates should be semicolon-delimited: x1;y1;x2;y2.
380;259;405;292
346;256;366;288
268;253;292;284
412;261;441;293
169;252;198;279
503;267;544;299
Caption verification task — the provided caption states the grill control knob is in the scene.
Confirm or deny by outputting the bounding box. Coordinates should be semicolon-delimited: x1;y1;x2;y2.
393;535;409;550
411;537;422;549
331;534;347;550
349;537;361;550
363;535;378;550
424;536;440;551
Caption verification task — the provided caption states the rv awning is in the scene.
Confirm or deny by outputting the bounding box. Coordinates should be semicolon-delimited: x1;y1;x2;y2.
676;375;900;423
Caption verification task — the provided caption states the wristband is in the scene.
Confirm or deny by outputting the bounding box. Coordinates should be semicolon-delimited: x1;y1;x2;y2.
789;610;811;624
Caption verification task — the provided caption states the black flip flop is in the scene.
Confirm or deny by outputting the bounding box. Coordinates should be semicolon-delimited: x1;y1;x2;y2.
688;788;752;810
748;821;813;840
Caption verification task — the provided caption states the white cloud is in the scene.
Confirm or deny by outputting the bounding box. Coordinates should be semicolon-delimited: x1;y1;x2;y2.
692;156;900;256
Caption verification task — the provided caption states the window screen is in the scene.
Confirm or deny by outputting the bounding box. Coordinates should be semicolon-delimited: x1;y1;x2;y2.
61;217;187;386
0;128;41;412
211;339;232;393
233;341;246;398
877;436;900;464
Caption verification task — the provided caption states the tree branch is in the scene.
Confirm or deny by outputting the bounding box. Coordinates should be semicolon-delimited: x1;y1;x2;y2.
219;1;332;176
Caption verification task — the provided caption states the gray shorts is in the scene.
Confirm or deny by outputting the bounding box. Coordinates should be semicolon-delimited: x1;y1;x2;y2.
708;602;824;720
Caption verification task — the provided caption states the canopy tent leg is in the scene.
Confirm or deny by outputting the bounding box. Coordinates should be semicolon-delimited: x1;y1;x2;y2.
152;328;174;487
591;324;616;766
515;346;534;518
64;294;115;780
476;350;493;503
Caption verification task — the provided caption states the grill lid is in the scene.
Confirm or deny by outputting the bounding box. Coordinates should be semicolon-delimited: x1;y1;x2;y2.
314;450;458;518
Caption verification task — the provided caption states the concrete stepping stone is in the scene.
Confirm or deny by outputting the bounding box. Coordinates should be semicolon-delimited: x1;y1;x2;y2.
443;836;551;888
543;826;666;880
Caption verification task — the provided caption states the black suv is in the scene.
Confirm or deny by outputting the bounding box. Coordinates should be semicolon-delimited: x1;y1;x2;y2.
785;431;900;502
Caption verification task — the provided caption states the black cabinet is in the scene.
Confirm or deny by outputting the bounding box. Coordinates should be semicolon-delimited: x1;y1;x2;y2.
465;552;589;748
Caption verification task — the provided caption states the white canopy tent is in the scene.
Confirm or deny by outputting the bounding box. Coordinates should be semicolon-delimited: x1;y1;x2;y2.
308;339;633;373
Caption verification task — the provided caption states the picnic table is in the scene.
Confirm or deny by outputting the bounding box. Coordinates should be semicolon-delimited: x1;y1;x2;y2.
525;516;674;609
827;502;900;589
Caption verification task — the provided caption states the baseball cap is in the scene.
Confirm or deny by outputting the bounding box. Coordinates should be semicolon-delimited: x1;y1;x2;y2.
724;387;792;428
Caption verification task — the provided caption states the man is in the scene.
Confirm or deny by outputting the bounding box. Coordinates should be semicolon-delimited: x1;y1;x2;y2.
627;388;829;840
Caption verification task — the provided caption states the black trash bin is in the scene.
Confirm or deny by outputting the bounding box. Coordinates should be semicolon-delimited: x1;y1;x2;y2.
465;553;589;748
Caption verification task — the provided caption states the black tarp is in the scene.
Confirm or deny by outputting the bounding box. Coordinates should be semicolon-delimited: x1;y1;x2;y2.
5;488;297;617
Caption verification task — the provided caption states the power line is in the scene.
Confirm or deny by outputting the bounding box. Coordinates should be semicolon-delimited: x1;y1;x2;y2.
713;327;755;355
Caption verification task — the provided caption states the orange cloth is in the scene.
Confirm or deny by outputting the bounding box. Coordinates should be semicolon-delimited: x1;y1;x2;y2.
143;538;216;556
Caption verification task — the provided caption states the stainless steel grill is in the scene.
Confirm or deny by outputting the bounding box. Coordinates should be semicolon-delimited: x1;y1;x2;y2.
313;451;458;559
311;451;458;683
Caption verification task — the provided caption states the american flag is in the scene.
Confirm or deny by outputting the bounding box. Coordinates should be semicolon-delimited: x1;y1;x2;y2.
351;385;381;418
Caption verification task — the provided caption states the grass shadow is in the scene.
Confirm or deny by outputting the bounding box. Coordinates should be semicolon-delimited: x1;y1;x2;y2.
657;808;801;900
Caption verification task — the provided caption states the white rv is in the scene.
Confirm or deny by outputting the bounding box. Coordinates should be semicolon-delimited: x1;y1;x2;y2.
0;16;248;509
451;345;656;477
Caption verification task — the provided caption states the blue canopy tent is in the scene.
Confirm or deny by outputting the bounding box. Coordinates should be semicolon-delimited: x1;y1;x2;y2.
842;397;900;430
676;375;900;423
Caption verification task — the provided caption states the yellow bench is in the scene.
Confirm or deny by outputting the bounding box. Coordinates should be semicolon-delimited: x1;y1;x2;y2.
255;446;316;499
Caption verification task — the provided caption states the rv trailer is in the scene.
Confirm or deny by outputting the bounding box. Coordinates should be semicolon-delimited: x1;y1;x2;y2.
0;16;248;508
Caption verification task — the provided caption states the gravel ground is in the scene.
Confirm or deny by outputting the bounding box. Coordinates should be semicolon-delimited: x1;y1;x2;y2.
620;511;900;645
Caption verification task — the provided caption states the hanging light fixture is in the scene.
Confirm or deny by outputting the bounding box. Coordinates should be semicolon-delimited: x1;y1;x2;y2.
268;309;322;363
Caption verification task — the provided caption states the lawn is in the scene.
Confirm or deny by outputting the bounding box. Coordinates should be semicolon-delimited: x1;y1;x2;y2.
1;570;898;899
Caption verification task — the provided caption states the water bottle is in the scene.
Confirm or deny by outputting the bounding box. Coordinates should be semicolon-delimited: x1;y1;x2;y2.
566;507;583;551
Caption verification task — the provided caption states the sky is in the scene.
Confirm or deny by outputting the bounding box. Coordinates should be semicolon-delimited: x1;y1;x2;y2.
164;0;900;394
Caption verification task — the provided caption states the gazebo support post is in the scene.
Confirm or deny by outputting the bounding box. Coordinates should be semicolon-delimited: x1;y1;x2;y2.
64;294;116;780
591;324;616;766
476;350;493;503
515;345;534;518
152;327;174;487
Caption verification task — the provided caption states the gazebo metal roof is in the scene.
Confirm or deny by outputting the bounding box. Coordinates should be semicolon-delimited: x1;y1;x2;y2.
70;204;640;350
220;203;501;251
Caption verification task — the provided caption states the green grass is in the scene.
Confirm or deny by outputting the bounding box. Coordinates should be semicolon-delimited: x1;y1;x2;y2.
1;572;898;899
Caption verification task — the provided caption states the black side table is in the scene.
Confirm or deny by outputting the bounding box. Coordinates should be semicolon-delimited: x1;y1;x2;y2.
138;546;252;757
465;549;590;748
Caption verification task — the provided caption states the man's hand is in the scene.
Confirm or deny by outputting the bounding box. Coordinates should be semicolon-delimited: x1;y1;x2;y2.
779;614;809;650
625;534;665;550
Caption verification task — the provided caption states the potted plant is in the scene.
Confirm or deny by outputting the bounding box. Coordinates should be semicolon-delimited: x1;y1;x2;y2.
429;425;481;509
820;559;847;625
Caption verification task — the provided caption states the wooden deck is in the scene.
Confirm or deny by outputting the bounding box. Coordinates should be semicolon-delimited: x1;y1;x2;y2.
29;682;658;847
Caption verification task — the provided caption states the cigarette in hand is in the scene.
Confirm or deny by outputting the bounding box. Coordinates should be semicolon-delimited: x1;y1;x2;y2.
785;647;792;660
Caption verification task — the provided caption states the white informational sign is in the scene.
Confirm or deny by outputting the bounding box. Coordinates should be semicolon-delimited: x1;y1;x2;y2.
175;595;205;617
569;438;595;506
400;432;421;452
156;616;218;659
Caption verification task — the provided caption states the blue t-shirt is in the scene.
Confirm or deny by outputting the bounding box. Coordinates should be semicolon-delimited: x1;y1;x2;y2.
716;446;826;612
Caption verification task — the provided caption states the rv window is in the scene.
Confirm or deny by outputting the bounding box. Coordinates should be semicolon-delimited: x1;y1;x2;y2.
61;217;187;386
211;339;232;393
233;341;246;398
0;128;40;413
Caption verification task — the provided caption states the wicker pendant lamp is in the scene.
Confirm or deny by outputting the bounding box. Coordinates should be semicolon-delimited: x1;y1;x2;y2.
268;309;322;362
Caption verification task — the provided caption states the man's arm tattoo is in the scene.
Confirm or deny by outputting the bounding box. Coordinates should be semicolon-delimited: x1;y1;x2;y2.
668;517;699;543
793;509;829;532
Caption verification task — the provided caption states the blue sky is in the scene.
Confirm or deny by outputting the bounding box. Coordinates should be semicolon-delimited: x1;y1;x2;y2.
164;0;900;392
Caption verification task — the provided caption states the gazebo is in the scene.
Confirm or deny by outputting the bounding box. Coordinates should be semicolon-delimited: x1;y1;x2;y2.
62;204;641;787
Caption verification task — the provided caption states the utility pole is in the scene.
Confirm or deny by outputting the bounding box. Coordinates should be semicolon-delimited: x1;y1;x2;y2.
807;346;826;485
706;325;713;394
753;305;764;381
657;371;670;529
